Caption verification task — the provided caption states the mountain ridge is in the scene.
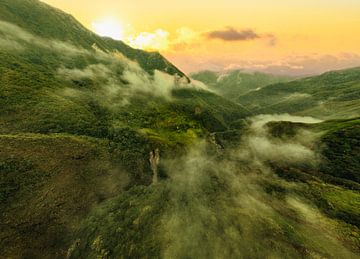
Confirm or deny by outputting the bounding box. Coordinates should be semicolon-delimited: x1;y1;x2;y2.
237;66;360;119
0;1;360;258
191;69;293;101
0;0;187;77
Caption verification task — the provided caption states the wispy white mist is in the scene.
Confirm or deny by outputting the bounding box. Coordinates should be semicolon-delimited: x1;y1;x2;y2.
157;115;354;258
237;114;322;164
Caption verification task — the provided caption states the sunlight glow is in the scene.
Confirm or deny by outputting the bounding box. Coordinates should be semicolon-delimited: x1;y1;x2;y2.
126;29;169;51
92;18;124;40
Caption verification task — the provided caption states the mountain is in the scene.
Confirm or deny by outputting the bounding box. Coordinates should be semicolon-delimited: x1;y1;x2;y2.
191;70;292;101
69;116;360;258
1;1;360;258
0;0;186;77
0;0;250;136
237;67;360;119
0;1;250;256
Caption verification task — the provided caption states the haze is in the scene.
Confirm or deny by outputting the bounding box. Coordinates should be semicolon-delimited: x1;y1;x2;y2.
41;0;360;75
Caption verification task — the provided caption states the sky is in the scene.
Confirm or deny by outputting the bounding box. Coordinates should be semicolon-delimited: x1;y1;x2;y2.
41;0;360;76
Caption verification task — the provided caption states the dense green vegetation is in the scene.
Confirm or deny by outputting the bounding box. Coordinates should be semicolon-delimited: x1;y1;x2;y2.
191;70;292;101
0;133;129;257
267;118;360;227
71;119;360;258
267;118;360;183
0;0;186;77
237;68;360;119
0;0;359;258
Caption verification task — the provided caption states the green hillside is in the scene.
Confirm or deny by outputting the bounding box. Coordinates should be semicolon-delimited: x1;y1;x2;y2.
0;0;249;137
0;133;129;257
238;67;360;119
191;70;292;101
0;0;360;258
0;0;186;77
68;117;360;258
0;1;251;256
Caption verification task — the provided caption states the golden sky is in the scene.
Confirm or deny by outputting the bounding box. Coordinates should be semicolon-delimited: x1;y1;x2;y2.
42;0;360;75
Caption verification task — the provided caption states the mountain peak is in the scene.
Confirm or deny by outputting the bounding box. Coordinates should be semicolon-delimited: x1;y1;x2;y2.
0;0;187;77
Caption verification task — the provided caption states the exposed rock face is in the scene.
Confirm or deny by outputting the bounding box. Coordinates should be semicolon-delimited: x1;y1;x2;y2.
209;133;224;150
150;149;160;184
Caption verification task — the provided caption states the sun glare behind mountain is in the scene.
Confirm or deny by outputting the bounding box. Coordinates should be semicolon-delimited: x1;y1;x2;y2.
92;18;124;40
126;29;169;51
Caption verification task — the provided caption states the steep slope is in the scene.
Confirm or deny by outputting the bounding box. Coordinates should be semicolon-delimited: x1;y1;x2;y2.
191;70;292;101
0;134;129;258
0;0;250;138
0;2;251;257
267;118;360;228
238;67;360;119
69;117;360;258
0;0;186;77
268;117;360;184
1;1;360;258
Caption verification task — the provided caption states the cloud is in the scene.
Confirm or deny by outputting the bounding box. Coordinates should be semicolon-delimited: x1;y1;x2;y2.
157;122;354;258
0;17;203;110
57;52;206;109
126;29;170;51
0;38;24;51
124;26;276;53
124;27;202;52
201;53;360;76
207;27;260;41
70;114;357;257
0;20;89;56
170;27;201;51
58;64;113;80
236;114;322;165
0;19;199;106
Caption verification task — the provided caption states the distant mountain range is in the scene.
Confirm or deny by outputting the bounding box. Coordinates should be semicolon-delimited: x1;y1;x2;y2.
0;0;359;258
238;67;360;119
191;70;293;100
193;68;360;120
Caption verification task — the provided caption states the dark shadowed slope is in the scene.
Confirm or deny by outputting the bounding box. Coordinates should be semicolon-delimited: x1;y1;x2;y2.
0;1;359;258
0;1;250;257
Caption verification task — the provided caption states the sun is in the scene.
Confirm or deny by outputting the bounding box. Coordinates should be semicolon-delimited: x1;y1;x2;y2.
91;18;169;51
92;18;124;40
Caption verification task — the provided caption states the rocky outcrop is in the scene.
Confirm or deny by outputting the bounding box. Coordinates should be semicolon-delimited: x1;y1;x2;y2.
149;149;160;184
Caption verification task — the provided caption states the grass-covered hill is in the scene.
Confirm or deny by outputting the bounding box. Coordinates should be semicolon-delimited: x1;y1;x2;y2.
0;1;250;257
1;0;360;258
267;117;360;227
0;0;186;77
0;133;129;257
268;117;360;185
237;67;360;119
67;117;360;258
0;0;250;138
191;70;292;101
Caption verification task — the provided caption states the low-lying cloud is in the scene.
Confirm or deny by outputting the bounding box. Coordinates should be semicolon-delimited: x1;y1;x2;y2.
0;20;88;56
237;114;322;165
58;64;180;108
0;20;209;108
158;115;354;257
221;53;360;76
57;55;208;110
69;111;357;257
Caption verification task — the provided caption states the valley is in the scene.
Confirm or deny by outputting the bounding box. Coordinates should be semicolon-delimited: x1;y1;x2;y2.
0;0;359;258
